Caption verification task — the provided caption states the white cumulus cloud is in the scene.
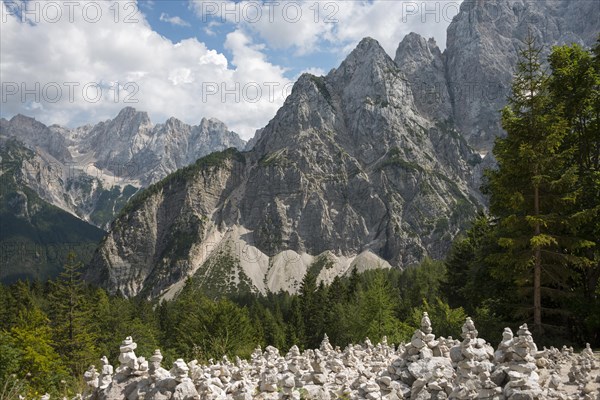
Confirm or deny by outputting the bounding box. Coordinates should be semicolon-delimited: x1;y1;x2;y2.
189;0;462;58
159;12;191;27
0;0;291;139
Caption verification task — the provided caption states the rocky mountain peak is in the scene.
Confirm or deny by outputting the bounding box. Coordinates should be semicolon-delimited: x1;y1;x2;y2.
244;128;264;151
330;37;398;86
85;34;484;299
116;106;150;120
199;117;230;135
354;36;388;55
162;116;187;132
2;113;72;161
249;72;337;156
8;114;53;137
105;107;152;136
10;113;37;124
395;33;451;123
395;33;441;63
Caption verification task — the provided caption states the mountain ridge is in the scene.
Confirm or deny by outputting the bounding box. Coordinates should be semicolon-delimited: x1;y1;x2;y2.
85;37;483;299
0;137;105;284
0;110;246;283
0;109;246;229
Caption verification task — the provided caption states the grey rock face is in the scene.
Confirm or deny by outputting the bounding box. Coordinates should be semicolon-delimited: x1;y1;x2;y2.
85;149;247;299
87;38;483;299
0;115;72;161
244;128;264;151
246;37;479;263
82;107;246;186
0;110;246;228
394;0;600;152
395;33;452;123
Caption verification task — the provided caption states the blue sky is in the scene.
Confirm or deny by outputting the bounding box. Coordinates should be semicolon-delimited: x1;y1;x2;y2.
140;0;343;79
1;0;462;139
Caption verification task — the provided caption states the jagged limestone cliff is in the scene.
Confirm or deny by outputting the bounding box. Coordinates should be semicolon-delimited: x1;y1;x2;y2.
85;38;483;299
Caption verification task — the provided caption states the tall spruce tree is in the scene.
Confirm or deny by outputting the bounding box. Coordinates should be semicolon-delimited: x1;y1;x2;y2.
487;34;585;335
355;270;401;344
48;252;97;375
445;39;599;344
547;39;600;342
299;272;326;348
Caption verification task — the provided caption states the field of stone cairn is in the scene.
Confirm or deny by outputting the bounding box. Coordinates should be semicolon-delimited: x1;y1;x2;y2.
77;313;599;400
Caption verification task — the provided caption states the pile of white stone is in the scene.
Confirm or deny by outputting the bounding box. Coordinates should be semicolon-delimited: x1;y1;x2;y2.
78;314;599;400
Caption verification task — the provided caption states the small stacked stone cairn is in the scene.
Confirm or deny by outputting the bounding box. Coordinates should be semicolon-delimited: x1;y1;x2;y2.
148;350;170;382
492;323;545;399
83;365;99;397
389;312;455;399
98;356;113;389
170;359;200;400
449;317;500;399
568;343;599;399
115;336;139;376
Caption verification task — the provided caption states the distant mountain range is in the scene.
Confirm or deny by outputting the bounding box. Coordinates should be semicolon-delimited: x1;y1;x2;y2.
0;109;245;283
